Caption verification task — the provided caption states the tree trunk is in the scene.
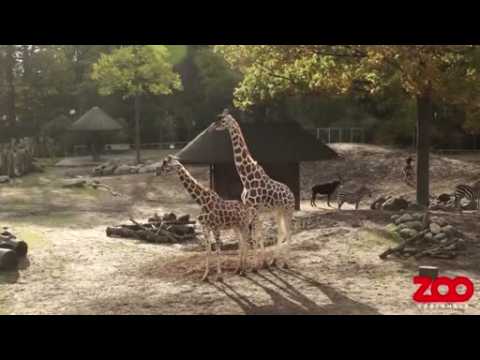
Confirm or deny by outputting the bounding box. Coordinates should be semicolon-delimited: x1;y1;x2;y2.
134;93;142;164
416;88;433;207
5;45;17;131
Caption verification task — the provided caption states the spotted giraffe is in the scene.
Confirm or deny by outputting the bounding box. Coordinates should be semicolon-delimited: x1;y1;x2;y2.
209;110;296;270
156;155;256;281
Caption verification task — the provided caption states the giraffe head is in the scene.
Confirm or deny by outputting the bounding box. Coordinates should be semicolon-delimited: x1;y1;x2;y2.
155;155;182;176
208;108;236;132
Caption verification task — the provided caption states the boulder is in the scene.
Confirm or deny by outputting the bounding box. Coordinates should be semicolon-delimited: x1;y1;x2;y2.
395;213;413;225
442;225;455;237
424;232;433;241
431;217;447;227
433;233;447;242
399;228;418;239
412;213;425;221
407;203;425;211
114;165;133;175
438;193;452;203
130;166;141;174
383;197;410;212
391;214;400;222
430;223;442;234
102;164;117;176
404;221;424;232
0;176;10;184
138;164;158;174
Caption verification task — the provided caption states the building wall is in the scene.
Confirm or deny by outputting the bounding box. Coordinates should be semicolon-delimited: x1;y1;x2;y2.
212;162;300;210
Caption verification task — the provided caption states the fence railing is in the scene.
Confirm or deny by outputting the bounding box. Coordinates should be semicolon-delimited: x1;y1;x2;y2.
308;128;366;144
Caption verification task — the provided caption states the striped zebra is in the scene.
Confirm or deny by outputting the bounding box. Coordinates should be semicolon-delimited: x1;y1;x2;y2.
337;186;373;211
454;183;480;210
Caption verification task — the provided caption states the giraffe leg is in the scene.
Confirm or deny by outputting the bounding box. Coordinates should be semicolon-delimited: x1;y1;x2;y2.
201;230;212;282
213;230;223;282
234;228;246;276
278;209;293;269
270;210;284;267
254;218;268;270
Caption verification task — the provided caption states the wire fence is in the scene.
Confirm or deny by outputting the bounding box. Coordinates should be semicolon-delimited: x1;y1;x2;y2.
307;127;366;144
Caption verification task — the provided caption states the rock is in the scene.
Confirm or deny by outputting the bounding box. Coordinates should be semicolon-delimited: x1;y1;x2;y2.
431;217;447;227
407;203;425;211
434;233;447;242
129;166;140;174
0;176;11;184
399;228;418;239
438;193;452;203
395;214;413;225
391;214;400;222
424;232;433;241
102;164;117;176
442;225;455;236
61;179;88;188
412;213;425;221
396;224;408;231
404;221;424;231
114;165;133;175
430;223;442;234
139;164;158;174
383;197;410;212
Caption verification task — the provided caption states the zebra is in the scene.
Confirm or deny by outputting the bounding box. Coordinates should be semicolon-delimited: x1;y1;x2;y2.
454;183;480;210
337;185;373;211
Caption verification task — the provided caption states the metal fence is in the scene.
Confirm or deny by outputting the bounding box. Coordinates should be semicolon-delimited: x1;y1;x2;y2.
308;128;366;144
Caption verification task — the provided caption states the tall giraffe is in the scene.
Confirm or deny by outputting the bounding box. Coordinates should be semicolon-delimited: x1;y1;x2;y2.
156;155;256;281
209;110;295;269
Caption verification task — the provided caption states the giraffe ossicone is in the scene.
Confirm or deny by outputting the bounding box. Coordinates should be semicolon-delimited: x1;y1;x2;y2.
212;112;295;269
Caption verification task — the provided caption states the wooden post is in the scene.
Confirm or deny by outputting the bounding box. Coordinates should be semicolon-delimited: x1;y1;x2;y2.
418;266;439;279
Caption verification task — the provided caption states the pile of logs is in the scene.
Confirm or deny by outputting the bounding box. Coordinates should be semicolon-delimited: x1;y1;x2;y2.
0;138;43;179
106;213;198;244
0;228;28;271
379;212;467;260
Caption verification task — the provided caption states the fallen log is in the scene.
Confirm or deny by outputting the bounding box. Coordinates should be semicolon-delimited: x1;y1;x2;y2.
0;236;28;257
379;230;429;260
106;227;171;243
0;248;19;270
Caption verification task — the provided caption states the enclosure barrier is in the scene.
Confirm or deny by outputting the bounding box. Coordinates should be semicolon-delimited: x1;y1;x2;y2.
308;128;366;144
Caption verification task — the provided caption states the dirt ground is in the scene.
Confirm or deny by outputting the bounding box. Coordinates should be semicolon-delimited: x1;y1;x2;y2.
1;146;479;315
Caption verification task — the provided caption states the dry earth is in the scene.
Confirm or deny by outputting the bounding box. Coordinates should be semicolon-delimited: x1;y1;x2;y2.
1;145;479;315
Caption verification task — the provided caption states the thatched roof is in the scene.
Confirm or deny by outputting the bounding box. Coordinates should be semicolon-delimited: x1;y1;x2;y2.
176;122;339;164
42;115;73;136
70;107;123;132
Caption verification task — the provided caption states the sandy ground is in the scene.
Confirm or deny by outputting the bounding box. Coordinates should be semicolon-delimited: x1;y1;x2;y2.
1;145;480;315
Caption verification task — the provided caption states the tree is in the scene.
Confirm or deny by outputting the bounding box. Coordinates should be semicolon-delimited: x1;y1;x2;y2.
216;45;480;207
91;45;182;163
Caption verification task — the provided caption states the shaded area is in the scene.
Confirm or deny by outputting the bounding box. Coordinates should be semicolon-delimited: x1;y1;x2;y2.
211;269;380;315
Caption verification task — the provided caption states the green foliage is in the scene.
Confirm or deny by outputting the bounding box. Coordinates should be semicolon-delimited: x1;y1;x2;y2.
215;45;480;110
91;45;182;98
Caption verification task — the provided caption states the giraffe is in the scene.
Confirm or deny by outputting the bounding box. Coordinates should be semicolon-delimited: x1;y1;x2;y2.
208;110;296;270
156;155;256;281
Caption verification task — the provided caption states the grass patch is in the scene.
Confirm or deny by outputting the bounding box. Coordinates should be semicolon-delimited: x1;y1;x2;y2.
358;228;400;247
13;227;50;249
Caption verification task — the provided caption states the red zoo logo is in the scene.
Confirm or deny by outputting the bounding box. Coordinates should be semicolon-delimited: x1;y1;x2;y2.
413;276;475;303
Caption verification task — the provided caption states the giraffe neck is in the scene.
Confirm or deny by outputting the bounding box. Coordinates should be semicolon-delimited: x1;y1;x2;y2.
175;165;218;209
226;121;262;187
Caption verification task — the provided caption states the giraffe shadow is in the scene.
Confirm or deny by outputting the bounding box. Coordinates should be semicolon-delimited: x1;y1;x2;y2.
211;268;380;315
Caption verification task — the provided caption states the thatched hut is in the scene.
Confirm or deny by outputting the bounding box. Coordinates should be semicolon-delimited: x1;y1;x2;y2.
176;122;339;210
69;107;123;160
